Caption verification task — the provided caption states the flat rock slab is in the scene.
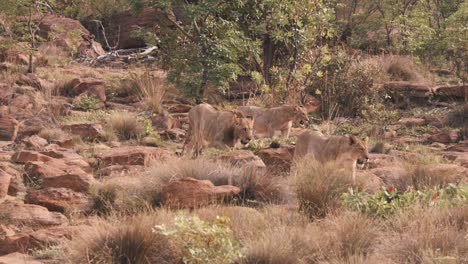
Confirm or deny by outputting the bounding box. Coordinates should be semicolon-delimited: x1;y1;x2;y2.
96;146;172;167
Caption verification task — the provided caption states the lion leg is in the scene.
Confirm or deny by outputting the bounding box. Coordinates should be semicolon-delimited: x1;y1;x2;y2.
281;121;292;138
267;126;276;139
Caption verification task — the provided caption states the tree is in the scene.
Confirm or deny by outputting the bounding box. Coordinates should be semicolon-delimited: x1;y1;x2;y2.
0;0;53;73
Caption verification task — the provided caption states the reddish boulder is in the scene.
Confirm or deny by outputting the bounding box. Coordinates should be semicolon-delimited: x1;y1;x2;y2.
70;77;106;106
22;135;48;150
161;177;240;209
355;171;384;193
26;188;93;213
17;113;55;138
384;81;433;103
15;74;43;90
257;146;295;175
218;150;266;170
12;151;54;164
0;200;68;228
397;117;427;127
0;114;18;141
41;172;95;193
367;153;403;169
96;146;171;167
0;252;43;264
0;163;25;196
61;123;106;141
429;129;460;144
433;84;467;100
0;225;80;255
445;140;468;152
441;151;468;168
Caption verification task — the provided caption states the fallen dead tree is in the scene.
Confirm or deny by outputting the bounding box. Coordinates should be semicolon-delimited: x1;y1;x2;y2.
93;46;158;65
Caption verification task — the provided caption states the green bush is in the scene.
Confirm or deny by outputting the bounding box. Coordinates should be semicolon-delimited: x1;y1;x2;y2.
154;215;243;264
73;95;100;111
342;184;468;218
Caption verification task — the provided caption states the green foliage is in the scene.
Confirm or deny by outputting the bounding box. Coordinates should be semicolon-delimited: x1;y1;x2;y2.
73;95;100;111
342;184;468;218
154;215;243;264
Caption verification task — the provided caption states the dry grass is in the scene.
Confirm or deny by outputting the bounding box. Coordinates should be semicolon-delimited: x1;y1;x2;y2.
293;158;354;218
446;103;468;139
38;128;70;142
106;111;145;141
132;70;168;114
68;212;181;264
376;205;468;263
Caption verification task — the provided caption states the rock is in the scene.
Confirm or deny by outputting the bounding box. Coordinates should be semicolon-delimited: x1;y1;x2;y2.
0;200;68;228
430;142;447;149
17;114;55;138
383;130;397;138
70;77;106;106
217;150;266;170
367;153;402;169
40;148;91;172
61;123;106;141
0;169;11;199
355;171;384;193
433;84;467;100
441;151;468;168
445;140;468;152
26;188;93;213
257;146;295;175
0;114;18;141
0;252;43;264
41;172;95;193
159;128;186;142
161;177;240;209
96;146;171;167
0;163;25;196
15;74;43;90
167;104;192;113
151;112;179;130
22;135;48;150
370;167;408;191
429;129;460;144
397;117;427;127
0;225;79;255
12;151;54;164
392;136;427;145
384;81;433;103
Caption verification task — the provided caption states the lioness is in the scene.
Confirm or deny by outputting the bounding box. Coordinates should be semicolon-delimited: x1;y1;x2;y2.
238;105;309;139
294;130;369;182
183;103;254;157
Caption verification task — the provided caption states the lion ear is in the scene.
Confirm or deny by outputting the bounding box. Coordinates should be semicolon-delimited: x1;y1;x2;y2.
349;135;358;145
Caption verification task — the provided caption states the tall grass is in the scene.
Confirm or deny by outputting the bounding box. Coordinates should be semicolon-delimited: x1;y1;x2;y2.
294;158;353;218
106;111;145;140
132;71;167;114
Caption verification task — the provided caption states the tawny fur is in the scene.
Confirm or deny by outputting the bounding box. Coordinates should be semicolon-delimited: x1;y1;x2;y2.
294;130;369;182
183;103;254;157
238;105;309;139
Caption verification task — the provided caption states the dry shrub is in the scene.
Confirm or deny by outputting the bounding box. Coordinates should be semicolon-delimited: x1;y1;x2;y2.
107;111;145;140
132;71;167;114
392;160;463;192
382;55;426;82
322;211;379;260
69;213;181;264
446;103;468;139
376;205;468;263
38;128;69;142
144;158;286;206
294;158;353;218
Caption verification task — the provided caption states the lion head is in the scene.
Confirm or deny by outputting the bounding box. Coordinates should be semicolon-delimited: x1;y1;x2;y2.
348;135;369;165
294;106;309;124
233;111;254;145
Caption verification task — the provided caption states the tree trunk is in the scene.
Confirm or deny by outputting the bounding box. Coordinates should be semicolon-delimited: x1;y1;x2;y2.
27;52;34;73
262;34;274;86
196;66;208;104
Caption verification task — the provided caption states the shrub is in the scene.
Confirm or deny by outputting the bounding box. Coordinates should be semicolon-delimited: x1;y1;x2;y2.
106;112;145;140
376;205;468;263
38;128;69;142
69;214;182;264
132;71;167;114
73;95;100;111
342;185;468;218
294;158;353;218
446;103;468;139
154;214;243;264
